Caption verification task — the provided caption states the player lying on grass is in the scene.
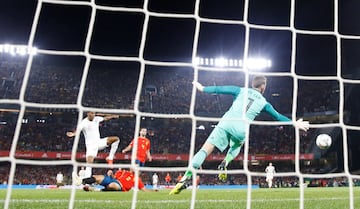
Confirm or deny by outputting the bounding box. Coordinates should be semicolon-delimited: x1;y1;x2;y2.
73;168;149;192
170;76;310;195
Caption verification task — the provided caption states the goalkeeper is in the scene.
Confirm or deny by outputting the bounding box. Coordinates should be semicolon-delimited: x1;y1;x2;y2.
170;76;310;195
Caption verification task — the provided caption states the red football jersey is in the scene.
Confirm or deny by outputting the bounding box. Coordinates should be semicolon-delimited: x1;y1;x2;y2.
129;137;150;163
114;169;145;192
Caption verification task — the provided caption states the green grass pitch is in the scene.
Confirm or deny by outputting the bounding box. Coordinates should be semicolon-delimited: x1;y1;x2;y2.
1;187;359;209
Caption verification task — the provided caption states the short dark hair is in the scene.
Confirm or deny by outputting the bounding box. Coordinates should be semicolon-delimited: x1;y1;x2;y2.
252;76;267;88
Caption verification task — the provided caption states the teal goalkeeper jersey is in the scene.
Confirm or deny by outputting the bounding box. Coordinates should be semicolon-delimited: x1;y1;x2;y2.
203;85;291;140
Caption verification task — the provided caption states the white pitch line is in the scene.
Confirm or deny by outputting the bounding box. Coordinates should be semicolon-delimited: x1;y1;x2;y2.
0;196;357;204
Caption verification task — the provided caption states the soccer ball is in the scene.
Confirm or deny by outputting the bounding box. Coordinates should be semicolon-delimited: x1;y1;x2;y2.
316;134;332;149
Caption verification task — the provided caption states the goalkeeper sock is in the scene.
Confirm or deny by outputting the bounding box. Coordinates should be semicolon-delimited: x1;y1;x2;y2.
179;149;207;182
82;177;96;185
108;140;119;160
191;149;207;169
180;170;192;182
224;145;241;167
176;149;208;182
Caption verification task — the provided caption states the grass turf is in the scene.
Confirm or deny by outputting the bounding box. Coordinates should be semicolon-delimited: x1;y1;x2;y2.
0;187;359;209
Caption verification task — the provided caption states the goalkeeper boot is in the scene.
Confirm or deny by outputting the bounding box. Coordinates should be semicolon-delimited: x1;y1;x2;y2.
169;180;189;195
218;160;228;182
72;172;83;186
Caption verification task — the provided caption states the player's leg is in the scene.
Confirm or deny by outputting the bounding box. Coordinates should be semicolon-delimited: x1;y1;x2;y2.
106;136;120;161
99;136;120;166
170;128;227;195
84;144;98;178
265;176;270;188
135;159;145;167
82;175;121;192
85;157;95;178
72;172;83;186
98;136;119;168
97;175;122;191
73;173;104;186
83;175;105;185
104;182;122;191
153;183;158;191
188;128;229;179
169;142;214;195
218;139;243;181
267;176;273;188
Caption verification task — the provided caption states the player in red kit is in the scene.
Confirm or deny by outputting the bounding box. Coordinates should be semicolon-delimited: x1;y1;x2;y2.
122;128;152;166
73;169;147;192
114;168;145;191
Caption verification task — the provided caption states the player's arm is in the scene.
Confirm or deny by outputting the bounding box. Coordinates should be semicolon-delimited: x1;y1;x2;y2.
138;178;148;192
193;81;241;96
104;182;122;191
66;126;81;137
102;114;119;121
137;178;156;192
66;120;85;137
146;140;152;161
262;103;291;121
193;81;204;91
139;187;158;192
146;150;152;162
66;131;76;137
262;103;309;131
122;144;133;153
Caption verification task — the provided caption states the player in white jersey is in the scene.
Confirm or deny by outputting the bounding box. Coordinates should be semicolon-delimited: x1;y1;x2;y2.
56;171;64;188
152;173;159;191
67;111;120;178
78;167;86;179
265;162;276;188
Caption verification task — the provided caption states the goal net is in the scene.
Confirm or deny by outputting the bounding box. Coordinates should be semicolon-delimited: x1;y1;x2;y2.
1;0;360;209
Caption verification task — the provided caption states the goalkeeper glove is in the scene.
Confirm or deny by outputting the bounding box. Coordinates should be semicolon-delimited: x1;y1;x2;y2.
294;118;310;131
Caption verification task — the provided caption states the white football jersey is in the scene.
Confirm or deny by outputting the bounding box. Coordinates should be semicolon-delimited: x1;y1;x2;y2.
56;173;63;183
78;116;104;144
78;169;86;179
265;165;275;175
152;174;159;184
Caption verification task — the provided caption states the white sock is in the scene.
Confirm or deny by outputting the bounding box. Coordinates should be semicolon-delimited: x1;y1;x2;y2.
85;167;92;178
108;140;119;160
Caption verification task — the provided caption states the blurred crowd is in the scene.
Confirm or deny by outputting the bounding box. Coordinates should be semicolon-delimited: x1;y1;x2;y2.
0;56;339;114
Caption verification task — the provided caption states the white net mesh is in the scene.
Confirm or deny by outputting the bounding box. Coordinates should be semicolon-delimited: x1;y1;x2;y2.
1;0;360;209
